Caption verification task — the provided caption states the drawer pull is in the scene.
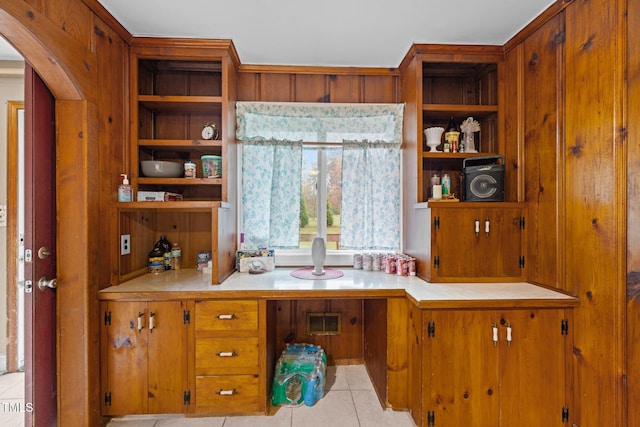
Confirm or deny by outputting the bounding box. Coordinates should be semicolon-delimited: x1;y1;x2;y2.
218;389;237;396
217;314;237;320
137;312;145;332
217;351;237;357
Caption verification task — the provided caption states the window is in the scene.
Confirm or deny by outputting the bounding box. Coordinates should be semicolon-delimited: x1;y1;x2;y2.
236;102;404;263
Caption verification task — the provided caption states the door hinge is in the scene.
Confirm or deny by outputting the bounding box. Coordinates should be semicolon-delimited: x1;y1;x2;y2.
519;256;525;269
434;256;440;269
183;310;190;325
434;216;440;230
561;319;569;335
184;390;191;405
427;410;435;426
104;311;111;326
104;392;112;407
427;321;435;338
520;216;526;229
562;406;569;422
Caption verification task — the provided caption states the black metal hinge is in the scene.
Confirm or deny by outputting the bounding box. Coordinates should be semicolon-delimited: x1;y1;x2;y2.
183;310;190;325
427;410;435;426
104;311;111;326
562;406;569;422
434;216;440;230
184;390;191;405
428;321;435;338
561;319;569;335
520;216;526;229
519;256;525;269
104;392;111;407
434;256;440;269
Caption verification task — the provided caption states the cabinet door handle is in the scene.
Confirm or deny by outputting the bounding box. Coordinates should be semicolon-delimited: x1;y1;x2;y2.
506;323;512;346
492;323;498;346
149;311;155;333
475;218;480;236
217;314;237;320
217;351;237;357
218;389;237;396
485;218;490;236
137;312;145;332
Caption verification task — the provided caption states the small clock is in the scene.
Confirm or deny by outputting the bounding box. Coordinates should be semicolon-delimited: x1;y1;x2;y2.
201;122;219;140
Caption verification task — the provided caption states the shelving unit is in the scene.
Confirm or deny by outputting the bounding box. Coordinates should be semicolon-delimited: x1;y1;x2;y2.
117;39;239;285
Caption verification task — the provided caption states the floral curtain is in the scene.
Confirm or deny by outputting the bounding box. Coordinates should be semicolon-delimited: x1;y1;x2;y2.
236;101;404;250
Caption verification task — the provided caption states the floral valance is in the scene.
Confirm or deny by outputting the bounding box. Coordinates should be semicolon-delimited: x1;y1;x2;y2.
236;101;404;145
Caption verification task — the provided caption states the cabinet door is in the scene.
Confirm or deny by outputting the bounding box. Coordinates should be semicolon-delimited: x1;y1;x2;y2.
101;301;149;415
498;309;567;426
147;300;189;414
426;311;500;426
433;206;523;279
101;300;188;415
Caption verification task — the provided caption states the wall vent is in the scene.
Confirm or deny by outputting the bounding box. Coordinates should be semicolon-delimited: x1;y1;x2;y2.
306;312;341;336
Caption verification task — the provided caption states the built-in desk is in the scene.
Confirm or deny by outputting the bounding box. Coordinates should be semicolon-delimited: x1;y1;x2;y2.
99;269;578;423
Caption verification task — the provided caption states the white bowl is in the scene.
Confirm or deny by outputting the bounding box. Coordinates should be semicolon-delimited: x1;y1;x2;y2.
140;161;183;178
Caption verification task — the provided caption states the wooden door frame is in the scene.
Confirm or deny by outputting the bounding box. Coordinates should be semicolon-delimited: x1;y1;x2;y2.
1;2;102;426
6;100;23;373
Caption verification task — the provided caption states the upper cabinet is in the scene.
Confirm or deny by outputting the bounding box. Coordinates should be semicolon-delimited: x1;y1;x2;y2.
401;45;507;203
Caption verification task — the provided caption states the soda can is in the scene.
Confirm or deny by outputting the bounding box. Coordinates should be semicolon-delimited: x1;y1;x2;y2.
408;257;416;276
353;253;362;269
362;254;372;271
396;256;407;276
372;253;381;271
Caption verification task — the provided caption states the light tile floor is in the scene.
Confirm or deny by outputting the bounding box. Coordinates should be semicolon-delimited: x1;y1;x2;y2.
0;371;26;427
107;365;417;427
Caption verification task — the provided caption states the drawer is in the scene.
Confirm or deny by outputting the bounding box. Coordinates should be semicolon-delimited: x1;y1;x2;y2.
195;337;259;375
195;374;260;413
195;300;258;332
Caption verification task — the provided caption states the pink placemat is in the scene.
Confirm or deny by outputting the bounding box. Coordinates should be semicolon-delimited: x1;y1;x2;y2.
290;267;344;280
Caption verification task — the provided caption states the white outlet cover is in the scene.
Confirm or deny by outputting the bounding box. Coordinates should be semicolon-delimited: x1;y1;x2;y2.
0;204;7;227
120;234;131;255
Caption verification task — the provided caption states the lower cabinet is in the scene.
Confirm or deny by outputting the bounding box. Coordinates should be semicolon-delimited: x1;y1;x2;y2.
192;299;266;415
419;308;571;426
100;300;189;415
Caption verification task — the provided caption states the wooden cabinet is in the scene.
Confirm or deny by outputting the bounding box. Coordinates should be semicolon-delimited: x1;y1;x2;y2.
116;39;239;285
192;299;267;414
420;308;571;427
100;300;189;415
416;202;525;282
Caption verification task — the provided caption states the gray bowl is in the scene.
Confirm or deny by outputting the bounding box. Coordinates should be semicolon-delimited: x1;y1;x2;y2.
140;160;183;178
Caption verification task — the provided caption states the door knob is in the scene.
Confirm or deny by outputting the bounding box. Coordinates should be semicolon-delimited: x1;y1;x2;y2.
37;276;57;291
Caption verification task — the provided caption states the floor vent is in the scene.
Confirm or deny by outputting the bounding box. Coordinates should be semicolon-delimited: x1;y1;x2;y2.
306;312;341;336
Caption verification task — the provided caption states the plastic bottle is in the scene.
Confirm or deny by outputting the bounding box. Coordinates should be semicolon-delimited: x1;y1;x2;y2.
154;235;172;270
170;242;182;270
118;174;133;202
148;247;164;274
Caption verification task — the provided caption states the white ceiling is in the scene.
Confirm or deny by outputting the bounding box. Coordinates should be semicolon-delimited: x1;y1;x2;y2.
1;1;554;67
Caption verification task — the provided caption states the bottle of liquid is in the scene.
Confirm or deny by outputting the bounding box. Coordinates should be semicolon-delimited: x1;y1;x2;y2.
170;242;182;270
148;247;164;274
155;235;172;270
118;174;133;202
444;116;460;153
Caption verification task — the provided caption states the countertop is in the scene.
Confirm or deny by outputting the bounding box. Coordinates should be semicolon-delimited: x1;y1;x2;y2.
100;268;579;309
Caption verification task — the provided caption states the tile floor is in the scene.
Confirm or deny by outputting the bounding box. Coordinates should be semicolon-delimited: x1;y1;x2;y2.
107;365;417;427
0;371;25;427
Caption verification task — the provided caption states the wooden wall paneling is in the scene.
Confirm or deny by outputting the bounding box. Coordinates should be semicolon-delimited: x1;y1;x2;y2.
627;0;640;424
503;46;522;204
564;0;626;425
362;75;397;103
328;74;361;103
521;13;565;291
237;72;259;101
294;74;327;102
260;73;294;101
46;0;93;49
